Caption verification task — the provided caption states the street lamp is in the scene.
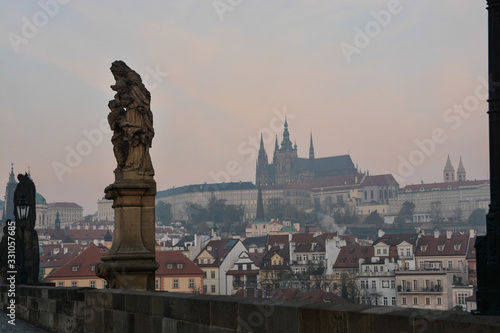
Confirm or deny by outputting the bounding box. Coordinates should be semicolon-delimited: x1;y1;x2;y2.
16;194;30;221
16;194;30;284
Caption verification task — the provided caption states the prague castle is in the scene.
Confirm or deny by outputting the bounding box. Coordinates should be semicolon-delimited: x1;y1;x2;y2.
256;118;359;185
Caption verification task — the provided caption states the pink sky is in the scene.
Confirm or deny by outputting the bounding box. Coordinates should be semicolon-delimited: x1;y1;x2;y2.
0;1;489;214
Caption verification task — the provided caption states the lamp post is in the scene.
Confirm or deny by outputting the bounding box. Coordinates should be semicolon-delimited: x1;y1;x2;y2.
16;194;30;285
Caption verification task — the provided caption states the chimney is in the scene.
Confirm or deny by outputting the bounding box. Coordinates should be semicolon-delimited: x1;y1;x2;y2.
470;229;475;239
446;230;453;239
378;229;385;238
434;230;440;239
279;243;284;250
64;247;68;254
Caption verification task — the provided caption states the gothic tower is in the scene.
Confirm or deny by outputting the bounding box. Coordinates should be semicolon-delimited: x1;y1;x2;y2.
3;164;17;222
457;156;466;182
256;134;271;185
274;117;298;184
443;155;455;182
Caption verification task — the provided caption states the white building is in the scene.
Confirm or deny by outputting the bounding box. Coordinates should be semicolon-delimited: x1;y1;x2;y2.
358;258;399;306
97;197;114;221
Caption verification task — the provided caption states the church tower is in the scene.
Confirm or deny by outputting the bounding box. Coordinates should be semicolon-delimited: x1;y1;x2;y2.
443;155;455;182
256;134;271;185
274;117;298;184
457;156;466;182
3;164;17;222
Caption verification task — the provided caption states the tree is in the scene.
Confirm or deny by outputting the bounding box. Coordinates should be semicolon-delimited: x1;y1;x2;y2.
333;205;359;225
207;194;226;223
340;271;359;303
185;203;207;223
453;207;463;223
399;201;415;222
155;201;172;224
363;210;383;225
430;201;442;223
469;208;486;226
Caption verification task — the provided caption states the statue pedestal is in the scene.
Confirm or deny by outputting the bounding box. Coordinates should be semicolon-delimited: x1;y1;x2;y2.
96;175;159;290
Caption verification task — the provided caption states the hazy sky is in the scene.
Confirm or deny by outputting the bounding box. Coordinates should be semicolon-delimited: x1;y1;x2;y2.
0;1;490;215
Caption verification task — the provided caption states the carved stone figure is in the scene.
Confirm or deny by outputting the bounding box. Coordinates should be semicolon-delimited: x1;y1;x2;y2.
108;60;154;176
0;173;39;285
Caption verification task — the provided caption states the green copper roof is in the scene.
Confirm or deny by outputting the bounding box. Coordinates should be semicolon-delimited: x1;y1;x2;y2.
36;193;47;205
279;226;297;232
252;218;269;224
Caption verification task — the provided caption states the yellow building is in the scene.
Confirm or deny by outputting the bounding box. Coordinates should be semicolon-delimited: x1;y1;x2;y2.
46;244;108;289
155;251;204;293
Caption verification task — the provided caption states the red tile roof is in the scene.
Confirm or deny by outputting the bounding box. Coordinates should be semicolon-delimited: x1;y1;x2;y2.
361;174;398;187
156;250;204;276
40;251;78;268
334;244;373;268
195;239;239;267
46;244;108;279
401;179;489;192
373;233;419;247
38;229;113;241
248;252;266;268
416;233;470;257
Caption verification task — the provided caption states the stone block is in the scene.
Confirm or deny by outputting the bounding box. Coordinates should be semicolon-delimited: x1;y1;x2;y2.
162;294;210;325
208;296;239;330
162;317;178;333
298;303;348;333
134;313;150;332
112;291;125;311
113;310;129;333
151;295;163;317
150;315;162;332
103;309;113;333
136;293;152;315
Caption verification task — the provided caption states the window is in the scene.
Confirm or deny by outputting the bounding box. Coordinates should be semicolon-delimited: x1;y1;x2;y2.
360;280;366;289
155;279;159;289
413;280;418;291
203;285;207;293
189;279;195;289
72;265;79;272
90;281;96;288
413;297;418;305
437;297;442;305
167;264;173;269
383;248;387;255
392;297;396;306
376;248;381;255
177;264;183;269
296;255;302;262
382;280;389;288
211;285;216;293
383;297;388;306
438;245;444;251
371;281;376;289
391;280;396;289
402;297;407;305
406;249;411;257
72;281;77;287
458;293;467;305
448;261;453;269
173;279;179;289
58;282;64;287
211;271;215;279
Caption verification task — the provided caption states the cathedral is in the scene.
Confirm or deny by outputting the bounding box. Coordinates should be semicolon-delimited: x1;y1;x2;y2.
256;118;359;185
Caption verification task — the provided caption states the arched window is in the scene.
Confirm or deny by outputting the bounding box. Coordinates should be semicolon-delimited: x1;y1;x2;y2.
370;190;374;200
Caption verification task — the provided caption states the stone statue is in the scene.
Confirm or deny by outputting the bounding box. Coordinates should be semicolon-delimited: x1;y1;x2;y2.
0;173;39;285
108;60;154;176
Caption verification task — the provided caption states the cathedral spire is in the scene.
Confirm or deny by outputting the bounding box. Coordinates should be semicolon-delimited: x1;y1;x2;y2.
259;133;265;151
443;154;455;182
309;131;315;160
457;156;466;182
274;135;279;151
280;116;293;150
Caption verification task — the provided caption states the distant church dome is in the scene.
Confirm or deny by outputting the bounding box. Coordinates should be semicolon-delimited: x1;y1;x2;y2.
104;230;113;242
36;193;47;205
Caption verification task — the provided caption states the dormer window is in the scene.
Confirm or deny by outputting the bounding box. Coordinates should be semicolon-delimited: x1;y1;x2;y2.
71;265;79;272
438;245;444;251
420;245;427;251
454;245;460;251
90;265;95;271
167;264;173;269
177;264;183;269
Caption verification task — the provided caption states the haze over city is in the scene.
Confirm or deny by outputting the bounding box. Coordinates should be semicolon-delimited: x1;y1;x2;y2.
0;1;489;214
